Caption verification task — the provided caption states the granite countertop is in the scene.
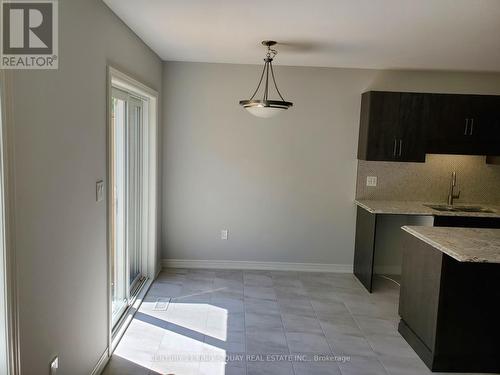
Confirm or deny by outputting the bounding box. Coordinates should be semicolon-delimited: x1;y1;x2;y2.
355;199;500;218
402;226;500;263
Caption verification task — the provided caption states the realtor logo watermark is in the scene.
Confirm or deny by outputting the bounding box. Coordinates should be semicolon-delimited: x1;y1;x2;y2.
1;0;58;69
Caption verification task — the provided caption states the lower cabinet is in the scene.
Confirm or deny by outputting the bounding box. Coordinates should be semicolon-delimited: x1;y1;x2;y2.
353;207;377;292
353;209;500;294
399;233;500;372
353;207;434;292
433;215;500;228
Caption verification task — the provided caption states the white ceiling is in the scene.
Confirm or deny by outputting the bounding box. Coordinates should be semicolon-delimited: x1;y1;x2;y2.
104;0;500;72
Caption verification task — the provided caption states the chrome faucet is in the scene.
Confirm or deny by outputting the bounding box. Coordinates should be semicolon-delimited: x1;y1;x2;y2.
447;171;460;205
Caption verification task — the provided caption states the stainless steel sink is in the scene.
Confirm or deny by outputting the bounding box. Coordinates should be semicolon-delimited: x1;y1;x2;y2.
425;204;495;213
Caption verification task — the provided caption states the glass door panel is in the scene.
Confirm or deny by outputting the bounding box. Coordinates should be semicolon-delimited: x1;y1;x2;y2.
111;89;146;328
111;93;127;327
127;98;143;291
0;78;9;374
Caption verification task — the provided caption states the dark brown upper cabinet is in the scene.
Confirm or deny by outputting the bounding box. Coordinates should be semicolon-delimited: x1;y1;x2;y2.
477;96;500;155
357;91;428;162
427;94;500;156
358;91;500;162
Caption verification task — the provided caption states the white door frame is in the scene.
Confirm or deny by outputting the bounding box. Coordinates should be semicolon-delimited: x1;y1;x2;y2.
0;70;21;375
106;66;159;354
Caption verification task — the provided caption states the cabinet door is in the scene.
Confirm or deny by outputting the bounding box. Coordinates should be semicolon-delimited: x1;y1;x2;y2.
471;96;500;155
353;207;377;292
399;233;443;352
364;91;401;161
427;94;500;155
399;93;428;162
489;96;500;155
427;94;471;154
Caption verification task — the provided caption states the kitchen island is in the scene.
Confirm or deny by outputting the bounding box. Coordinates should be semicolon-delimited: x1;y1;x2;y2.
399;226;500;373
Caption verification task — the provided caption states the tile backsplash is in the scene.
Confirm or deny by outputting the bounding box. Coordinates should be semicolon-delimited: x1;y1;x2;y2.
356;154;500;203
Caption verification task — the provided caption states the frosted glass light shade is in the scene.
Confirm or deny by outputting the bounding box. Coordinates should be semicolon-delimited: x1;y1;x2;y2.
239;100;293;118
245;106;286;118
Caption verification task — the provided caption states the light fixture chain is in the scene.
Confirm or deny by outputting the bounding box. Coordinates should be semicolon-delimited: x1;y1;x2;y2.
269;61;287;102
249;62;267;100
266;43;278;60
264;61;270;101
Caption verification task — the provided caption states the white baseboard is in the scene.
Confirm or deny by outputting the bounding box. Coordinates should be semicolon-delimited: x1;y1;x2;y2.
90;348;109;375
161;259;353;273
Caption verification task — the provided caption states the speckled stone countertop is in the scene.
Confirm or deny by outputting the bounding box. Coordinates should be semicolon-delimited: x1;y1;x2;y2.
402;226;500;263
355;199;500;218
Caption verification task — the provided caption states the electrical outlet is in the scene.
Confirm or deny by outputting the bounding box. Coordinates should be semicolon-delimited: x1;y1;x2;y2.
50;356;58;375
221;229;228;240
366;176;377;187
96;180;104;202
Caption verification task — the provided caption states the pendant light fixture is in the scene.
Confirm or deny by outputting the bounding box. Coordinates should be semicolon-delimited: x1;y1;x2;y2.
240;41;293;118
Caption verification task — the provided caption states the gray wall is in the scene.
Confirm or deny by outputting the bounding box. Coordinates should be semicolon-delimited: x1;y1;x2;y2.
162;62;500;265
10;1;162;373
162;62;368;265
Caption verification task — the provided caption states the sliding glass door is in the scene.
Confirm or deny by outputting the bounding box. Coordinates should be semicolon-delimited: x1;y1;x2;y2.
111;88;147;328
126;96;144;293
0;77;9;375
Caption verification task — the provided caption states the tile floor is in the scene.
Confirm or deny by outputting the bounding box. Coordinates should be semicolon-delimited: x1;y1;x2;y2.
102;269;484;375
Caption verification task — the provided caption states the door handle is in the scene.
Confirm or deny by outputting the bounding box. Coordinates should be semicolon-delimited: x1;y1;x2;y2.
399;139;403;157
393;138;397;157
464;118;469;135
469;118;474;135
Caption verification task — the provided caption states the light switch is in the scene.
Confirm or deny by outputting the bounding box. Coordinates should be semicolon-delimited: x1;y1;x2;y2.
366;176;377;187
50;356;58;375
96;180;104;202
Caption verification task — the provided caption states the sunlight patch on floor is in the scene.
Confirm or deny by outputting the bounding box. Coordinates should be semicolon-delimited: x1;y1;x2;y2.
112;303;229;374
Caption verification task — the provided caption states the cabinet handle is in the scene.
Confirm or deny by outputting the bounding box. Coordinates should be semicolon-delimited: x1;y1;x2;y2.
464;118;469;135
399;139;403;157
393;138;397;157
469;118;474;135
